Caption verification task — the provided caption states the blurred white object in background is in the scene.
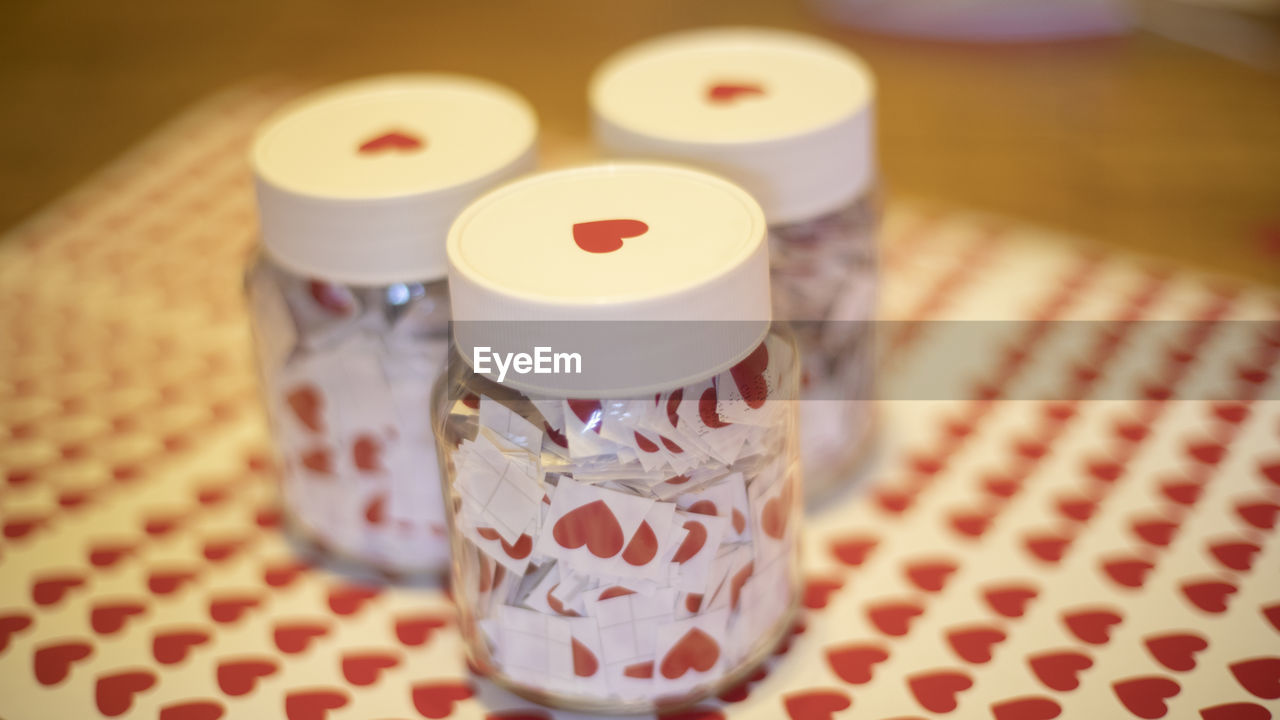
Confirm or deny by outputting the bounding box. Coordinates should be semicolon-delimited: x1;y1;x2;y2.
809;0;1135;41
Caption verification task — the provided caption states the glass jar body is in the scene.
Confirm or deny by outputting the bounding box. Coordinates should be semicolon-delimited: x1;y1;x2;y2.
768;192;879;503
433;329;802;713
245;252;451;574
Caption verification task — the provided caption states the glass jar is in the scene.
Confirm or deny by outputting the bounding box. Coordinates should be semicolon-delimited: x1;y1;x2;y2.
591;27;880;502
246;74;537;573
435;163;801;712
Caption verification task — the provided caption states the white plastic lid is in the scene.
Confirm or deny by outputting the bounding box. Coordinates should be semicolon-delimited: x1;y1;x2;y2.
251;74;538;285
590;28;876;225
447;163;771;397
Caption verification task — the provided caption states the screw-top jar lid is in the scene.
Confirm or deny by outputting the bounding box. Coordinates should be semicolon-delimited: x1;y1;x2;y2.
251;74;538;285
447;163;771;397
590;28;876;226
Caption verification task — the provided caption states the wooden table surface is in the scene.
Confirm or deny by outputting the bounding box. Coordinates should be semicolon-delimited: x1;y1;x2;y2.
2;0;1278;284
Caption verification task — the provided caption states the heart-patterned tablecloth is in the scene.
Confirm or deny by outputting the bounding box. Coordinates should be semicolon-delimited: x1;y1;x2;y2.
0;81;1277;720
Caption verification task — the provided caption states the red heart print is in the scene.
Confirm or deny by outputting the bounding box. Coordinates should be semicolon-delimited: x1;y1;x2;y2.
624;661;654;679
203;537;247;563
707;82;765;103
867;601;924;637
673;520;709;563
352;434;384;473
1209;541;1260;571
487;712;554;720
572;638;599;677
88;541;137;568
395;615;447;647
1160;480;1202;505
1024;533;1071;563
306;281;354;316
153;628;210;664
825;644;888;684
1186;440;1225;465
1181;580;1236;614
1211;403;1249;424
1260;461;1280;487
328;585;379;616
286;385;324;432
0;613;32;652
1238;365;1270;384
981;475;1019;499
1102;557;1155;588
699;387;730;428
285;689;349;720
1086;459;1123;483
1062;608;1122;645
91;601;146;634
991;696;1062;720
730;343;770;409
1199;702;1272;720
983;584;1038;618
149;568;198;596
34;640;92;685
830;536;877;566
1132;518;1179;547
803;577;843;609
1013;437;1047;460
1055;495;1097;522
782;689;851;720
908;670;974;713
264;561;310;588
1028;650;1092;691
572;219;648;254
553;500;625;558
274;621;329;654
1112;676;1180;719
546;584;580;617
1114;420;1149;443
911;454;944;475
544;422;569;448
904;559;957;592
661;628;720;679
411;681;473;718
947;626;1006;664
4;515;46;540
342;651;399;686
96;669;157;716
1236;500;1278;530
210;594;260;623
31;573;86;606
622;520;659;565
1144;632;1208;672
951;510;992;538
217;658;278;695
1230;657;1280;699
477;528;534;560
159;701;226;720
357;130;423;154
658;708;723;720
729;562;754;610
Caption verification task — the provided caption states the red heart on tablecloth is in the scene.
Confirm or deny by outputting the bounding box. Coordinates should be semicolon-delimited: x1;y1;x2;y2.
1025;533;1071;563
1181;580;1236;613
1113;420;1148;443
983;584;1038;618
148;568;197;595
830;536;877;566
905;559;957;593
1132;517;1179;547
572;638;599;677
1062;608;1122;644
1086;459;1123;483
1028;650;1092;691
1186;440;1225;465
622;520;659;565
88;541;137;568
1144;632;1207;672
203;537;247;563
1263;604;1280;633
285;689;349;720
876;489;914;514
342;651;399;686
991;696;1062;720
1113;676;1180;719
96;669;157;716
782;689;851;720
1160;479;1202;505
328;585;379;616
707;82;765;103
911;454;943;475
951;510;992;538
1236;500;1278;529
1211;403;1248;424
867;601;924;637
947;626;1006;664
1230;658;1280;699
572;219;648;254
661;628;720;679
159;700;225;720
274;621;329;654
1260;461;1280;487
411;681;473;718
1102;557;1154;588
908;670;973;713
803;577;843;610
1210;541;1260;571
554;500;625;558
153;628;209;664
210;594;260;623
1055;495;1097;522
263;561;309;589
217;658;278;695
32;573;86;606
826;644;888;684
0;613;32;652
34;640;92;685
91;600;146;634
394;615;447;647
358;130;423;154
1199;702;1272;720
286;385;324;432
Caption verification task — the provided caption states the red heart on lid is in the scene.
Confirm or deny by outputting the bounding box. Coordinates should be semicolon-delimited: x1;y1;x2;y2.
867;601;923;637
357;130;423;154
707;82;765;103
159;701;225;720
572;219;648;254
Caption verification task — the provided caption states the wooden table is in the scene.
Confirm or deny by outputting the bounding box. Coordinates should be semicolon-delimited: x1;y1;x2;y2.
2;0;1278;283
